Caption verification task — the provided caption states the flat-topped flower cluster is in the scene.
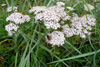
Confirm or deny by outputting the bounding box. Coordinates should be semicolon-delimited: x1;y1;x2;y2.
5;13;31;36
6;13;30;24
62;14;96;38
4;2;96;47
46;31;65;47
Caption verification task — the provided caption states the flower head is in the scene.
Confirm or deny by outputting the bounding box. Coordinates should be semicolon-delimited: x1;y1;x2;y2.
70;14;96;38
6;13;31;24
29;4;68;29
46;31;65;47
62;24;74;37
29;6;46;14
1;4;6;6
5;23;19;36
84;4;94;11
66;7;74;11
56;2;65;6
7;6;18;12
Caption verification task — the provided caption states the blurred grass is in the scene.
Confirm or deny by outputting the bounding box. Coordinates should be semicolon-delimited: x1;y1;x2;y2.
0;0;100;67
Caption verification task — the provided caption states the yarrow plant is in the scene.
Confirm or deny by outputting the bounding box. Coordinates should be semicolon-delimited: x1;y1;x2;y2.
5;1;96;47
1;4;6;6
66;7;74;11
5;23;19;36
46;31;65;47
5;13;31;36
84;4;94;11
7;6;18;12
29;2;70;29
6;13;31;24
56;2;65;6
62;14;96;38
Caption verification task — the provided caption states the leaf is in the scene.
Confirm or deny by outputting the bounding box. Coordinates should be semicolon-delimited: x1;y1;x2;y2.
0;26;7;38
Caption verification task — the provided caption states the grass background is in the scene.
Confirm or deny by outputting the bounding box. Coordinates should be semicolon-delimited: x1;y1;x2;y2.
0;0;100;67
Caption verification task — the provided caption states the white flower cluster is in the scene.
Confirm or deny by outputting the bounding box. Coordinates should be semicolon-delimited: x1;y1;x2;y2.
62;14;96;38
7;6;18;12
35;9;61;29
84;4;94;11
62;15;71;21
5;13;31;36
46;31;65;47
66;7;74;11
62;24;74;37
29;6;46;14
5;23;19;36
43;12;60;29
1;4;6;6
6;13;31;24
48;6;67;18
29;2;71;29
56;2;65;6
28;2;96;46
4;1;96;47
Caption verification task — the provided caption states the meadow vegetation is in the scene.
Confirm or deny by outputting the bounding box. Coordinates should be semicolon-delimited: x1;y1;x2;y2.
0;0;100;67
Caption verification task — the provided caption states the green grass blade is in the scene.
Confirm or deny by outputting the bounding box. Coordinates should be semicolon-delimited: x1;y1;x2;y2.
40;45;69;67
48;49;100;64
15;52;18;67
